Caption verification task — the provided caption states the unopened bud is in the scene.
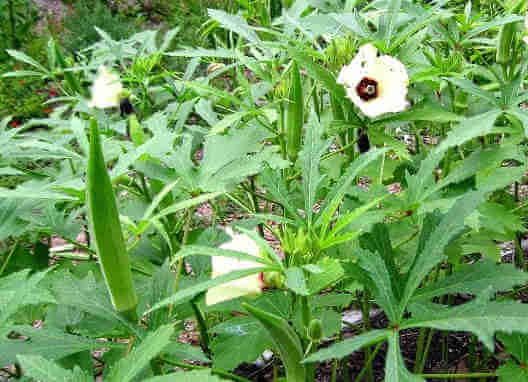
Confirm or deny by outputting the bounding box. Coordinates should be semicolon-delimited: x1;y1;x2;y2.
308;318;323;341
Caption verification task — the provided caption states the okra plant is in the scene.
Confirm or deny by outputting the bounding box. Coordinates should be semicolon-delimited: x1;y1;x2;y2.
2;0;528;381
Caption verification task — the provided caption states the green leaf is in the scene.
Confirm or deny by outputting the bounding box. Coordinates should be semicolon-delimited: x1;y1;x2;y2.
358;249;400;323
163;343;210;363
497;360;528;382
0;187;76;201
171;124;285;193
0;269;54;328
411;259;528;302
399;191;486;314
107;325;174;382
300;116;331;227
0;199;29;240
436;109;502;153
379;0;402;43
153;193;222;221
243;303;306;382
464;14;524;39
17;355;91;382
425;145;523;199
506;107;528;138
208;9;261;44
476;166;527;193
385;332;425;382
0;326;123;366
404;291;528;351
144;370;229;382
285;267;310;296
144;267;271;314
374;102;463;124
304;329;390;363
208;110;256;136
87;120;138;317
51;272;140;336
359;223;401;300
498;332;528;364
166;47;239;58
210;317;273;370
307;257;344;294
317;148;388;234
6;50;48;73
261;166;304;224
174;245;272;267
2;70;44;78
445;78;499;106
289;48;345;99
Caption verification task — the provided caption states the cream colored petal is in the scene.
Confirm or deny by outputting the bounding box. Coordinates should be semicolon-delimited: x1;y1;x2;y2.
524;36;528;45
340;50;409;118
357;43;378;63
88;66;123;109
205;227;263;306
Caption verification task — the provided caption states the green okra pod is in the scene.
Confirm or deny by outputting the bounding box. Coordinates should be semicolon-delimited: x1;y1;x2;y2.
87;119;138;321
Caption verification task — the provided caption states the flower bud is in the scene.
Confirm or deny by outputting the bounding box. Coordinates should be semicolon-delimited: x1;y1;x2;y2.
308;318;323;341
263;271;285;289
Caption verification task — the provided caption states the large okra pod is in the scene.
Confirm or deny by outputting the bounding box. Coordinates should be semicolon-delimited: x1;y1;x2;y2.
286;61;304;163
87;119;138;321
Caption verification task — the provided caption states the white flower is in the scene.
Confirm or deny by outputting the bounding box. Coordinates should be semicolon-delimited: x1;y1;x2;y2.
88;66;123;109
205;227;264;306
337;43;409;118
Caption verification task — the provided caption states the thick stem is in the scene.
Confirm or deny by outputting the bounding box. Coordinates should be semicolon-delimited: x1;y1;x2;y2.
169;206;194;317
191;293;210;355
359;291;374;382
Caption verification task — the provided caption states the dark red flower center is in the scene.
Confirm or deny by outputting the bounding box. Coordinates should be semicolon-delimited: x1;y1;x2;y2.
356;77;378;101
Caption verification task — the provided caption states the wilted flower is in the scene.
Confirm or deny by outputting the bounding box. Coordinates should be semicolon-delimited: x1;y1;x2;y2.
206;62;226;75
205;227;264;306
88;66;123;109
337;43;409;118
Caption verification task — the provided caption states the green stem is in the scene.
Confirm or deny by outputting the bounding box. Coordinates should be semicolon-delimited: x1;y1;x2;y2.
418;327;435;373
414;328;428;373
359;291;374;382
8;0;17;49
139;174;152;203
0;240;18;276
191;293;210;355
419;373;495;379
249;176;264;238
169;206;194;317
354;341;383;382
331;359;338;382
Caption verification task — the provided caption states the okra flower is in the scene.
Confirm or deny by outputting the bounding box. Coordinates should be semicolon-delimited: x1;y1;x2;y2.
206;227;264;306
88;66;123;109
337;43;409;118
